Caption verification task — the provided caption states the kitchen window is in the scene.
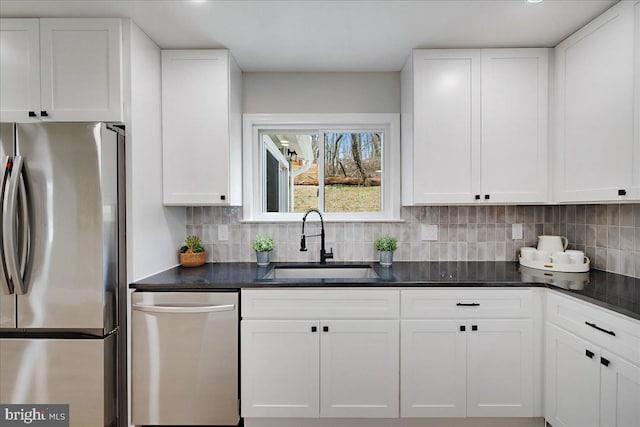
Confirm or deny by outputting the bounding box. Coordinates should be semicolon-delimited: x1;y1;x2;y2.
242;114;400;221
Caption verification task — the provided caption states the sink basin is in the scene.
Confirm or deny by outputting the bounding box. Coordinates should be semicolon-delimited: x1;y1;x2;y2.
263;265;379;280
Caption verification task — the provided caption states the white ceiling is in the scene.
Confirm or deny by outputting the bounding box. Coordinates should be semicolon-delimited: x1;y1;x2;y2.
0;0;618;71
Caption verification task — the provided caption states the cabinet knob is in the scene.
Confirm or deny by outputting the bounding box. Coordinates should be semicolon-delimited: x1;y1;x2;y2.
585;349;594;359
484;194;490;200
618;189;627;196
460;326;466;332
220;195;226;201
40;111;49;117
471;325;478;331
28;111;37;117
311;326;317;333
322;326;329;332
600;357;610;367
475;195;480;200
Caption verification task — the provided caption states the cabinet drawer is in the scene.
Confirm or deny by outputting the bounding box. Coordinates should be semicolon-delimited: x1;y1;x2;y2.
401;288;533;319
241;289;399;319
547;291;640;364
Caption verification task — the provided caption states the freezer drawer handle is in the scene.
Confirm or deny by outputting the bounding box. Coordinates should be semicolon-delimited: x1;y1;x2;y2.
132;303;235;314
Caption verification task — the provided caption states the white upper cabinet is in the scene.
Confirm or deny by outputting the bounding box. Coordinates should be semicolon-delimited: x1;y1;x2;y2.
161;49;242;206
0;19;40;122
402;48;548;205
402;49;481;204
0;18;122;122
481;49;548;203
553;0;640;202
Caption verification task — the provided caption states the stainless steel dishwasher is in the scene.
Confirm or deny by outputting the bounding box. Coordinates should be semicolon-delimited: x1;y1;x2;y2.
131;291;239;426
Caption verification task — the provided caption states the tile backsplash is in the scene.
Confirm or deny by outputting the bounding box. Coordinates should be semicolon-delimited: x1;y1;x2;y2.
186;204;639;278
559;204;640;278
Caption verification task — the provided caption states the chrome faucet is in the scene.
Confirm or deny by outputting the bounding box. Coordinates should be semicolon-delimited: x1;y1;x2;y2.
300;209;334;264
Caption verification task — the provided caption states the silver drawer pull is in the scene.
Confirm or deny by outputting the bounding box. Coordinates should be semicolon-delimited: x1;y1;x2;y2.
132;303;235;313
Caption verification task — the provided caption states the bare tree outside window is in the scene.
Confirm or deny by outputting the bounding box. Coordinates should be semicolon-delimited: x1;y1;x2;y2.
262;130;382;213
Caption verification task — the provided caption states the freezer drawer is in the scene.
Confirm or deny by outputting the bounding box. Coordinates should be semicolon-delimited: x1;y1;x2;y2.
132;291;239;426
0;333;117;427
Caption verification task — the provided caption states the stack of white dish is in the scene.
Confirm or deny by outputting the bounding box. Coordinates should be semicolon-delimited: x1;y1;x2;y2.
519;235;590;273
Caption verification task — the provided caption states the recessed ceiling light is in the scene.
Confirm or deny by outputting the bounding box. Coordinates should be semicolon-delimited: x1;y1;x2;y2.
527;0;543;3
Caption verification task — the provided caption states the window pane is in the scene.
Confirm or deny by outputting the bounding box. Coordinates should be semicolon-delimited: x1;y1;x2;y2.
262;132;319;213
323;132;381;212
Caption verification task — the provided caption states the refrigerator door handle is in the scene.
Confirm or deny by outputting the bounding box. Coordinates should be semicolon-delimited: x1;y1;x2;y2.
0;155;14;294
3;156;28;294
131;303;236;314
17;172;30;279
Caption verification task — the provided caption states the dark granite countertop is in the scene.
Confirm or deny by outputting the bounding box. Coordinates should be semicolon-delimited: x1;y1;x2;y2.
130;261;640;321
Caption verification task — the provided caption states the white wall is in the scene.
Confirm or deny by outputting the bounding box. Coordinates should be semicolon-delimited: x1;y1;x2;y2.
243;72;401;113
125;22;185;282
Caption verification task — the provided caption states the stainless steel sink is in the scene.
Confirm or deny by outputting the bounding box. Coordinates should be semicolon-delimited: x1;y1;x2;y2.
263;265;379;280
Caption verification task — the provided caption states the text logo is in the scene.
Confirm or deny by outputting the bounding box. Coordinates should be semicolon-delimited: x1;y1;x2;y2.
0;405;69;427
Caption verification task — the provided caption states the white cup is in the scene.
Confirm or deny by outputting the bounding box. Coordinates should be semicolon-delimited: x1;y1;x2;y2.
520;247;536;261
566;250;586;265
551;252;571;264
535;250;551;262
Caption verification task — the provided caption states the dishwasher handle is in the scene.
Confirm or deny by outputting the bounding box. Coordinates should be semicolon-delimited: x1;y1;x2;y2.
132;303;236;314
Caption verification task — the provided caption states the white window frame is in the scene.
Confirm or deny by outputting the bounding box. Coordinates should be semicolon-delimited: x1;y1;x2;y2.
242;113;401;222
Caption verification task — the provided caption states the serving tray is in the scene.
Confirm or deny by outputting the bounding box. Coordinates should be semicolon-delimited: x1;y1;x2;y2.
519;256;590;273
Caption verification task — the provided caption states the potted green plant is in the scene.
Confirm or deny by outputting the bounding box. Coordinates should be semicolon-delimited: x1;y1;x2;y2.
179;235;206;267
252;235;275;266
375;236;397;267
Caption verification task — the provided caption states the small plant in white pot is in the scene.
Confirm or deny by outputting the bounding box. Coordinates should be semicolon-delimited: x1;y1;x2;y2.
252;235;275;266
375;236;397;267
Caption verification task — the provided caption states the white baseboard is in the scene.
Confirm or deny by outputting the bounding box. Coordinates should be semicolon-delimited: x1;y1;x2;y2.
244;417;546;427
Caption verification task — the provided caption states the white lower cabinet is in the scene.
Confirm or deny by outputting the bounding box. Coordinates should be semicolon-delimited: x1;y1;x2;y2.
240;289;400;419
401;319;533;418
320;320;399;418
466;319;534;417
599;350;640;427
241;319;399;418
546;324;640;427
401;320;467;417
241;320;320;418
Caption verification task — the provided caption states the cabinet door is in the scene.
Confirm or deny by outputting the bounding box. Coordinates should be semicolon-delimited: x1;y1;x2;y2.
161;50;230;205
39;19;122;121
400;320;466;417
412;50;481;204
600;351;640;427
481;49;548;203
0;19;40;122
466;319;534;417
320;320;399;418
545;324;600;427
241;320;320;418
554;1;637;202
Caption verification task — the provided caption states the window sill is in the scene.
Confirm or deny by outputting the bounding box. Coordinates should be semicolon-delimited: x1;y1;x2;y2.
239;218;405;224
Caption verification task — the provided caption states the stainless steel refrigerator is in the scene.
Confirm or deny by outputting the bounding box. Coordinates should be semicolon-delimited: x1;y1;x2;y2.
0;122;126;427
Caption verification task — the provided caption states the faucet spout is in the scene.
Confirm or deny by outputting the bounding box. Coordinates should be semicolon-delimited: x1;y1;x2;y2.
300;209;334;264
